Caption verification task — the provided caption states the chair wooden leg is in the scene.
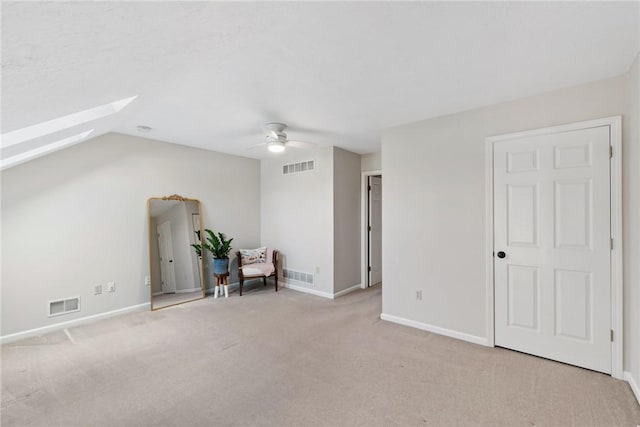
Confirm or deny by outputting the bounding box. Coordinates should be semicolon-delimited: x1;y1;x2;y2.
239;279;243;296
275;274;278;292
263;276;267;286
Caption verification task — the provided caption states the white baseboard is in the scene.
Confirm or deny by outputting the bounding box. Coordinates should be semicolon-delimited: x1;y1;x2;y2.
284;281;363;299
334;284;363;298
380;313;489;347
1;302;150;345
624;371;640;405
282;281;334;299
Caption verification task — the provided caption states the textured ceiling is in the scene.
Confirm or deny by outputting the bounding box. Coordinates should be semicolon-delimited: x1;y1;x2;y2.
2;1;639;160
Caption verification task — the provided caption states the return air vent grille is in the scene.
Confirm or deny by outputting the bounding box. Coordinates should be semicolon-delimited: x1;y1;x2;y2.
49;296;81;317
283;160;314;175
282;268;314;284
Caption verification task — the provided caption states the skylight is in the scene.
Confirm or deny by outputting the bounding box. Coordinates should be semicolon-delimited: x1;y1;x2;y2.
1;96;136;148
1;130;95;170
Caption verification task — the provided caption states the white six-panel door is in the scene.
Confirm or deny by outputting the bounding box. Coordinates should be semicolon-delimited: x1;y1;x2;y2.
494;125;611;374
369;176;382;286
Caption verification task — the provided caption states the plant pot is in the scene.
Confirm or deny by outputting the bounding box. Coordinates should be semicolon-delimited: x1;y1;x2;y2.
213;258;229;275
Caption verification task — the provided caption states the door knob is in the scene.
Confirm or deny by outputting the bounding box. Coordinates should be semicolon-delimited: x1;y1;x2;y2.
169;260;173;263
497;251;506;259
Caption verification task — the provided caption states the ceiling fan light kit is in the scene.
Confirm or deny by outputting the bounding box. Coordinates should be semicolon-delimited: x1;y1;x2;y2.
267;140;285;153
247;122;317;154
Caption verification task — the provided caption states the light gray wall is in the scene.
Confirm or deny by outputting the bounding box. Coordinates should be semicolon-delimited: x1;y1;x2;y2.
381;74;629;342
260;147;334;294
361;152;381;172
625;53;640;386
333;147;361;292
1;133;260;336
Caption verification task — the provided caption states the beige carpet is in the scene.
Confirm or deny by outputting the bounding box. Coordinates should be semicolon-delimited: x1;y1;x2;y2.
2;284;639;426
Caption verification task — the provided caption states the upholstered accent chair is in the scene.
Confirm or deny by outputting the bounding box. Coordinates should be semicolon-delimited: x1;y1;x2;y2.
236;248;279;296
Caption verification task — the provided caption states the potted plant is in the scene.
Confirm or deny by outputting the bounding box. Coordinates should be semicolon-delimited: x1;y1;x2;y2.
191;230;203;259
192;229;233;275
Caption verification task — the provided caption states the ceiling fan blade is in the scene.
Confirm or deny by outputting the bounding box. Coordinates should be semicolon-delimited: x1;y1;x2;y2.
287;140;317;150
247;142;268;150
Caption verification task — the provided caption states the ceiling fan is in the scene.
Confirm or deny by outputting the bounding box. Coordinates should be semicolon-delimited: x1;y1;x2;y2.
248;123;317;153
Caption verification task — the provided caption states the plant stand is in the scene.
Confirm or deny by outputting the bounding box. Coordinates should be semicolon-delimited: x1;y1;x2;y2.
214;273;229;298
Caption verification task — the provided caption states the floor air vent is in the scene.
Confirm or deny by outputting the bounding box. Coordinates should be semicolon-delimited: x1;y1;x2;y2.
49;297;81;317
283;268;314;284
283;160;314;175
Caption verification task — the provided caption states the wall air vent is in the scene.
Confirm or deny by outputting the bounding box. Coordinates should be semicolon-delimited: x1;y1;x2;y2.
283;160;314;175
49;296;81;317
282;268;314;284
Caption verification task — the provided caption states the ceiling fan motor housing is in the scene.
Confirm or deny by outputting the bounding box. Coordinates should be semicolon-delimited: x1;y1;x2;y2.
266;134;287;143
264;122;288;140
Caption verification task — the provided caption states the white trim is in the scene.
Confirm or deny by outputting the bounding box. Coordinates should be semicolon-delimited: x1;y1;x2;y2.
282;280;334;299
1;302;150;345
485;116;623;379
485;140;495;347
609;116;623;379
361;170;382;289
334;284;362;298
380;313;489;347
624;371;640;405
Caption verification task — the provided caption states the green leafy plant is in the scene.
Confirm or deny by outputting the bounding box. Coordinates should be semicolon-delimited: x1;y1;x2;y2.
191;229;233;259
191;230;203;257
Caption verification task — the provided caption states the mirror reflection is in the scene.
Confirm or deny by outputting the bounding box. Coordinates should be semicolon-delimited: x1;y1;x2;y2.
148;195;205;310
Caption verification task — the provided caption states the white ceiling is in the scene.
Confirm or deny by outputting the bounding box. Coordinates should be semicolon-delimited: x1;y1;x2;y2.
2;1;639;160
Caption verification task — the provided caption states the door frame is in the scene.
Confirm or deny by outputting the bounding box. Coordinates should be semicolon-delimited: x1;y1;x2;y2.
361;170;383;289
484;116;622;379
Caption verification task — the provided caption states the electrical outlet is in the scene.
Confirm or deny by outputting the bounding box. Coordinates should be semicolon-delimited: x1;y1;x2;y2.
416;290;422;301
107;282;116;293
144;276;150;286
94;284;102;295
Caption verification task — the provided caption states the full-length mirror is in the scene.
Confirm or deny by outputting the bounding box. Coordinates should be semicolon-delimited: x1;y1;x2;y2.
148;195;205;310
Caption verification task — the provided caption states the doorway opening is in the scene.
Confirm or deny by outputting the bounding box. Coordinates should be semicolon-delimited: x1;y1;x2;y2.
362;171;382;288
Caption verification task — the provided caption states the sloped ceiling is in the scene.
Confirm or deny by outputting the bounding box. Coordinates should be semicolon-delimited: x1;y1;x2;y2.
2;1;639;161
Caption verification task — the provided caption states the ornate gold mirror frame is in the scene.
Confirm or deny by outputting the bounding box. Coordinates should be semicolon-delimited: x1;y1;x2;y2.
147;194;205;310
